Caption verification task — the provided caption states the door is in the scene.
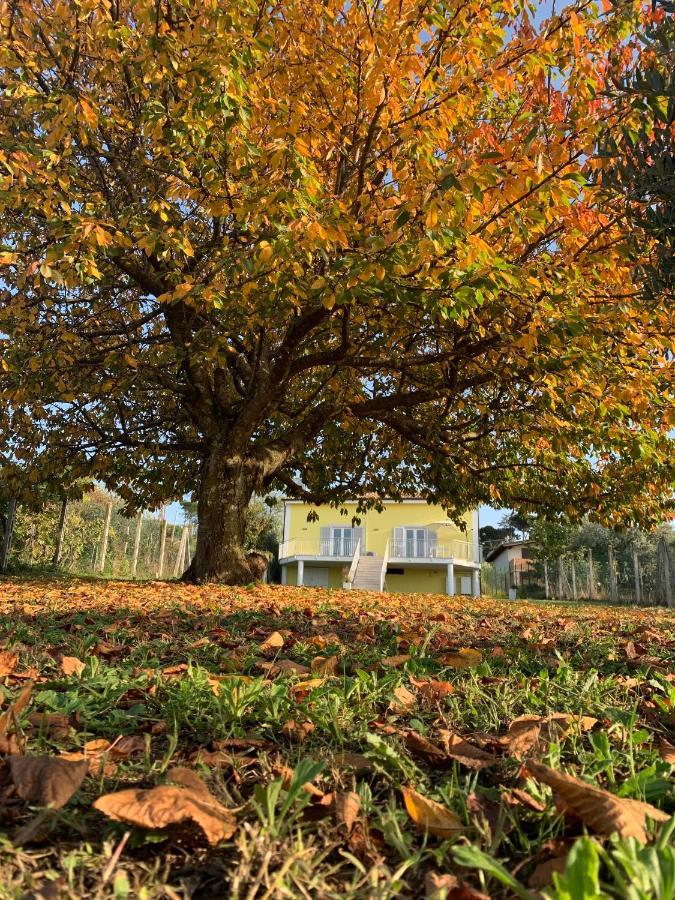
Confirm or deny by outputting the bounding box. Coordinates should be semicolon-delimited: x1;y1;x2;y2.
303;566;330;587
405;528;427;558
332;527;355;556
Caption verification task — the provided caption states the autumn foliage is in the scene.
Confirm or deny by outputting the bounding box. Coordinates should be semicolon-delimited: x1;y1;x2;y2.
0;1;672;582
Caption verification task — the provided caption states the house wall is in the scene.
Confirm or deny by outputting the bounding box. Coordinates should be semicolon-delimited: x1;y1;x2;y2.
283;562;474;595
285;501;475;559
493;547;524;572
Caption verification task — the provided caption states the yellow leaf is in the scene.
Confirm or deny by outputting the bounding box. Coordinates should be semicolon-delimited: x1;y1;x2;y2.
401;786;463;838
438;648;482;669
60;656;85;677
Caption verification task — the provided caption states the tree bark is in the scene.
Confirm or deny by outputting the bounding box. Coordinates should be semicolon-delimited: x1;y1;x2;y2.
182;451;257;584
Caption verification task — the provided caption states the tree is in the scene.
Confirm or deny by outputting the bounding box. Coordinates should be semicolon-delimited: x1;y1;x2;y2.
498;511;534;541
0;1;672;583
599;0;674;300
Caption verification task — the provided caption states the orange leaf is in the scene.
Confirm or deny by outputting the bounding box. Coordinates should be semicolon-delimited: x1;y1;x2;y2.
93;767;236;845
401;786;463;839
60;656;85;677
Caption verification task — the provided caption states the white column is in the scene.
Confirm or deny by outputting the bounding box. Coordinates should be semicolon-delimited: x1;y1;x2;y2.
472;568;480;597
446;561;455;595
297;559;304;586
281;564;287;585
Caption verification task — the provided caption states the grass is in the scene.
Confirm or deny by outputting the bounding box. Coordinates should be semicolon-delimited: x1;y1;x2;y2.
0;577;673;899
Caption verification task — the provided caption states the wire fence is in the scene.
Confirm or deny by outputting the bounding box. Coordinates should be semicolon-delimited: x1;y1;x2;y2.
1;489;194;580
481;537;674;607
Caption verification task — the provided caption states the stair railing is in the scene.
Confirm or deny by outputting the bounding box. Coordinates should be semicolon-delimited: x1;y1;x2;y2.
345;539;361;588
380;540;389;591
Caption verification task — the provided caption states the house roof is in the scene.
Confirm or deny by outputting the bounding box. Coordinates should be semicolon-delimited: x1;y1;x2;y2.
484;539;532;563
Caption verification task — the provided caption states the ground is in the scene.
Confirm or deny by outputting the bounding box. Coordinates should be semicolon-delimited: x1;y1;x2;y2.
0;578;674;900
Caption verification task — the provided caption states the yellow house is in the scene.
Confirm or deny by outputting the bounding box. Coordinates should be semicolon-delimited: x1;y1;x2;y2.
279;499;480;595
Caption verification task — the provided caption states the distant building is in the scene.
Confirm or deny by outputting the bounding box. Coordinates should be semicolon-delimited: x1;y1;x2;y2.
484;540;536;587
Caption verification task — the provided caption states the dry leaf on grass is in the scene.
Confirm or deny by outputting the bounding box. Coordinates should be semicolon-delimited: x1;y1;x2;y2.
501;713;595;759
502;787;547;813
437;648;483;669
410;677;454;700
0;650;19;676
334;751;374;773
659;738;675;763
93;767;236;845
380;654;411;669
401;786;463;839
258;658;309;677
310;655;339;675
389;685;416;713
425;872;490;900
524;760;670;842
528;855;568;890
259;631;285;653
281;720;315;743
10;756;87;809
291;677;325;698
335;790;360;834
439;730;500;769
405;731;497;770
0;683;34;751
60;656;85;677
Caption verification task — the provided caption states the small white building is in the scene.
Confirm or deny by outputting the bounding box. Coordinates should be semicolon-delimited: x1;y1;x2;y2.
484;540;536;587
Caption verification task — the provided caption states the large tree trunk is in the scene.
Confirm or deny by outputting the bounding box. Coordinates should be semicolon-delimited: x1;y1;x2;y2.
182;450;257;584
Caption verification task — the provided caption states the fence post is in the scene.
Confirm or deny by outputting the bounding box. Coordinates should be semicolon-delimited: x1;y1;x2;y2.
99;500;113;574
571;556;577;601
131;511;143;578
608;544;618;603
173;525;188;578
587;548;594;601
543;560;550;599
52;498;68;567
157;504;168;578
1;496;18;574
631;544;641;605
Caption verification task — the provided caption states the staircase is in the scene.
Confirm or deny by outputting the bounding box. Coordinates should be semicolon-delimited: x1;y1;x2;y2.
351;555;383;591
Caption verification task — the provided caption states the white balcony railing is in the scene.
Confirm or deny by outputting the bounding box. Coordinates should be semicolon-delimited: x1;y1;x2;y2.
279;537;476;562
389;539;474;561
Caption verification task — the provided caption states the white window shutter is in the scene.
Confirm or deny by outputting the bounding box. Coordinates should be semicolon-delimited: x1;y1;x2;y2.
393;527;404;557
428;529;438;557
320;526;330;555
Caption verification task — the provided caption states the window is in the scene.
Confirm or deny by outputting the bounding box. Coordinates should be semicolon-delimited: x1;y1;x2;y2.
331;527;358;556
387;567;405;575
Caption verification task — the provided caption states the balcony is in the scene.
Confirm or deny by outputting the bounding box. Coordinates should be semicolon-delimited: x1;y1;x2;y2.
279;537;476;563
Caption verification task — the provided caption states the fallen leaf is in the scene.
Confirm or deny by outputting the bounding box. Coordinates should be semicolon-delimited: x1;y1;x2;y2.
334;751;374;773
10;756;87;809
272;764;324;798
0;682;34;746
310;655;339;675
405;731;449;767
389;685;416;713
93;772;236;845
335;790;360;834
502;787;547;813
258;658;310;677
207;674;254;693
438;648;482;669
60;656;85;677
425;872;490;900
501;713;576;759
439;730;500;769
410;677;454;700
401;786;463;839
528;856;568;890
0;650;19;676
281;720;315;743
291;677;325;698
523;760;670;842
259;631;285;653
659;738;675;763
380;654;411;669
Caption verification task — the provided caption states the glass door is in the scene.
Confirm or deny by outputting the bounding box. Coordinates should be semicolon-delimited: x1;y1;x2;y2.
331;527;354;556
404;528;427;558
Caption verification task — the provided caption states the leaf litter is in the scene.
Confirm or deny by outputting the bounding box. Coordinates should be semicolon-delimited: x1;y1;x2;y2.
0;577;673;897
